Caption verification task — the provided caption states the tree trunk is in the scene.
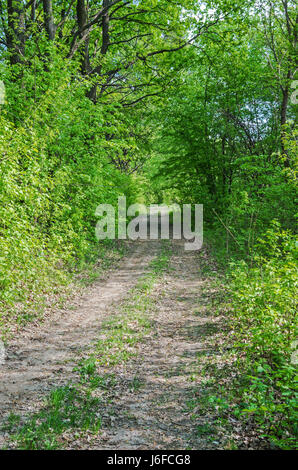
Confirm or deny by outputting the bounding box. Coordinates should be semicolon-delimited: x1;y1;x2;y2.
43;0;56;40
88;0;110;103
280;68;291;167
77;0;90;75
7;0;25;65
101;0;110;55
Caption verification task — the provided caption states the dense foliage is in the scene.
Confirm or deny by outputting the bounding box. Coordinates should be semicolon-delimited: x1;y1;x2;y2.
1;0;210;329
0;0;297;449
229;225;297;448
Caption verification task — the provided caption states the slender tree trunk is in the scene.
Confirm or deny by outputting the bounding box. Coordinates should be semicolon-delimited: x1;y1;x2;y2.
7;0;25;65
77;0;90;75
88;0;110;102
43;0;56;40
280;68;291;167
280;1;296;167
101;0;110;55
30;0;37;22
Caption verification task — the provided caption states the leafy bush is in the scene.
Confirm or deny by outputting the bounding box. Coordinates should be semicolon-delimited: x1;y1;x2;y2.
229;224;298;448
0;56;138;336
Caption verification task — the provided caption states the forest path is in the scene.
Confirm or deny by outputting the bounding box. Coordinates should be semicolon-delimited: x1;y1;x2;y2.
0;237;229;450
86;239;222;450
0;240;160;447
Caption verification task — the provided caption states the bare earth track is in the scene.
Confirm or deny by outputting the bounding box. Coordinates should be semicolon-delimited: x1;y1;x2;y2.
0;241;159;446
0;238;247;449
89;240;220;450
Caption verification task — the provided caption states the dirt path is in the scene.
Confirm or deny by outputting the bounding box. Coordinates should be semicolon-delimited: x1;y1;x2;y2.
0;240;160;447
84;240;222;450
0;237;231;450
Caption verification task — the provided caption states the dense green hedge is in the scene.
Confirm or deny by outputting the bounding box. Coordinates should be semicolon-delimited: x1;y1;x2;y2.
0;57;138;335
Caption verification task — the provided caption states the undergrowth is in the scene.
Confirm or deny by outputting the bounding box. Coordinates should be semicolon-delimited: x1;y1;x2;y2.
201;224;298;449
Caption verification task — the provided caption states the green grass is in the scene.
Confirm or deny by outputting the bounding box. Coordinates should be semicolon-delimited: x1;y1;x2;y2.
129;376;144;392
3;385;102;450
